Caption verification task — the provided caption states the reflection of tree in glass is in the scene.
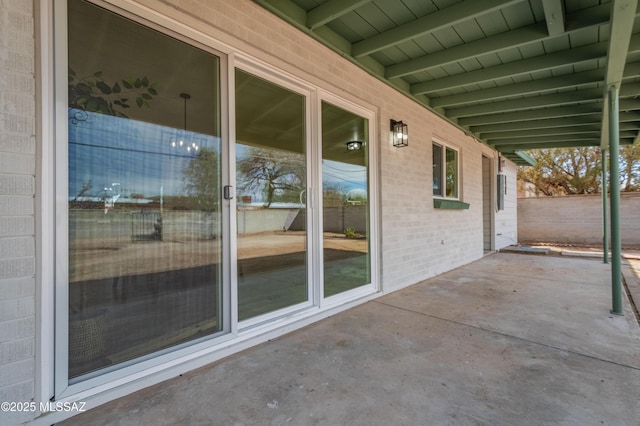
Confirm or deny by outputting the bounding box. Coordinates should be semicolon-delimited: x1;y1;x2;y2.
182;148;220;211
323;182;349;207
238;147;305;207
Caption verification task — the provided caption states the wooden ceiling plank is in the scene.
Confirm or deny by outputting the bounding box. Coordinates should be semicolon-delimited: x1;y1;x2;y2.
307;0;372;29
541;0;566;36
411;40;610;94
351;0;522;58
385;3;612;79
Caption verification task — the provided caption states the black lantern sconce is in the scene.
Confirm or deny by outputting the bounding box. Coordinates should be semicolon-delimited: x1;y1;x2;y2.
391;119;408;147
346;140;363;151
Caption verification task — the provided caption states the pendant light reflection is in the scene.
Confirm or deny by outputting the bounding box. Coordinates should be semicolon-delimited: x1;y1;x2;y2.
346;140;363;151
171;93;199;154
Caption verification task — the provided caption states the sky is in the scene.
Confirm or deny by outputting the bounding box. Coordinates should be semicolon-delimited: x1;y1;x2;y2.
69;110;367;202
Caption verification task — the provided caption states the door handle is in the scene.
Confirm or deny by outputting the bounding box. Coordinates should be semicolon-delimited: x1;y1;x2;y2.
223;185;234;200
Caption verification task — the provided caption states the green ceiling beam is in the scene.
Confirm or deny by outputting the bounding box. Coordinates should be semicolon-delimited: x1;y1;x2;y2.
497;137;634;151
481;125;602;140
601;0;639;149
431;63;640;108
351;0;521;58
430;69;604;108
307;0;370;29
489;131;636;146
472;115;603;133
496;140;601;150
514;150;537;166
386;3;612;79
458;104;604;126
411;41;609;95
448;82;640;118
447;88;604;118
541;0;565;36
477;122;638;137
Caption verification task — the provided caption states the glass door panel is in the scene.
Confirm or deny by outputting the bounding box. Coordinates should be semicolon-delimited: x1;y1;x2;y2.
321;102;371;297
235;70;308;321
67;0;223;379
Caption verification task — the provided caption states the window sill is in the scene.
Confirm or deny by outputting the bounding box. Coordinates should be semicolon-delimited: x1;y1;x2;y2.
433;199;470;210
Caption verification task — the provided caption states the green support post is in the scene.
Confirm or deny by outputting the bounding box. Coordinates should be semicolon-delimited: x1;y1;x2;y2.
602;149;608;264
608;86;623;315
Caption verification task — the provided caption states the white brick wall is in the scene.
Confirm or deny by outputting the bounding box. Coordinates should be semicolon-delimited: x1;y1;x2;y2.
518;192;640;246
0;0;36;423
2;0;518;422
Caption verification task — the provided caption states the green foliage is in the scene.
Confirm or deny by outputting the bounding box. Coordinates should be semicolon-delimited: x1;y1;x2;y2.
517;148;603;196
518;146;640;196
344;227;358;239
68;68;158;117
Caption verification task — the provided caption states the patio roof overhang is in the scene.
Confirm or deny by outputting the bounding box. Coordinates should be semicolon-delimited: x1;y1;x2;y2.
252;0;640;166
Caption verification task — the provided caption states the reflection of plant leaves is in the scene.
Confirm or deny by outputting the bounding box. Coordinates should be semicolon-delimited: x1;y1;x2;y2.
96;81;112;94
112;82;121;93
148;87;158;95
69;68;76;76
93;71;103;77
122;80;133;89
142;76;149;87
136;97;143;107
74;83;92;95
134;78;142;88
141;93;152;100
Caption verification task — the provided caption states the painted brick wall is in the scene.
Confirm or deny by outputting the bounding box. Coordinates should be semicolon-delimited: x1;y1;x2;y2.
518;192;640;246
0;0;36;424
3;0;519;421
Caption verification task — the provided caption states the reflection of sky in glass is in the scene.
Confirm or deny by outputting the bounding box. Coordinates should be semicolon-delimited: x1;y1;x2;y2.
68;109;220;199
322;160;367;194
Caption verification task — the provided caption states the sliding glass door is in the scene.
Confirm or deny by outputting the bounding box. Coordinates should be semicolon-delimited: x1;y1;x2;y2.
65;0;224;379
235;69;309;321
321;101;371;297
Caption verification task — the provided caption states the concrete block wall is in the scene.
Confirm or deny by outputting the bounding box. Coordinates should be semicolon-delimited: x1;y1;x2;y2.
518;192;640;246
0;0;36;424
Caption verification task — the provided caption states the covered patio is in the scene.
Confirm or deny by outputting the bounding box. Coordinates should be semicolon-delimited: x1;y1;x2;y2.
55;252;640;425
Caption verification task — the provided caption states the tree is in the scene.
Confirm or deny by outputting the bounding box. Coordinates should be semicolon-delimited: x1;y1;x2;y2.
237;147;305;207
182;148;220;211
517;148;602;196
620;144;640;191
518;146;640;196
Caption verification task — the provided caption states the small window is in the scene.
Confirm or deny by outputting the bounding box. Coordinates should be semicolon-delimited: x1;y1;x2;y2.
433;141;459;199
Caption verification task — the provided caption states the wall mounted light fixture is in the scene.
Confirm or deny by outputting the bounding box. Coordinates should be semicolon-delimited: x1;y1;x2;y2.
391;119;408;147
346;141;363;151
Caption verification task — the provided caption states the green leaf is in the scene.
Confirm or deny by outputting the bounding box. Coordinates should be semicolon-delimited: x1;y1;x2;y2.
147;87;158;96
134;78;142;88
122;80;133;89
136;97;143;107
112;82;121;93
141;93;152;100
96;81;112;95
142;76;149;87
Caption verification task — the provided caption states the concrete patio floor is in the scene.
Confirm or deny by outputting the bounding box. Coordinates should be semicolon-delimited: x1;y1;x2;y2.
59;252;640;426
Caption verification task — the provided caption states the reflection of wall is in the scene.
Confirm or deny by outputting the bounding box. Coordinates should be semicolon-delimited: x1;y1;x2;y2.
236;208;301;234
289;206;367;234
